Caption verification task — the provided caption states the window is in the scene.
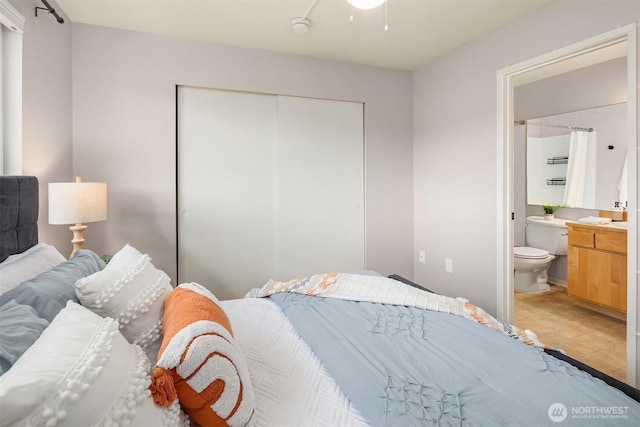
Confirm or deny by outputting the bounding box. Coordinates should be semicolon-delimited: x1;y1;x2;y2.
0;0;24;175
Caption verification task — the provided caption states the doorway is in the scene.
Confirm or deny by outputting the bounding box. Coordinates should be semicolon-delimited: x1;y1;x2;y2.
496;25;638;386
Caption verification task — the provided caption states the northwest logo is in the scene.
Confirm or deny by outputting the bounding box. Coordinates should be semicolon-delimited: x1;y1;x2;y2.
548;403;568;423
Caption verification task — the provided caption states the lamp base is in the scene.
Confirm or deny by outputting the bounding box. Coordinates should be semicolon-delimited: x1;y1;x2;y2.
68;223;87;259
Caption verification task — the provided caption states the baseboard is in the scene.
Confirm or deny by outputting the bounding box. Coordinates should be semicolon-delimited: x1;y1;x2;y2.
548;278;567;287
572;298;626;321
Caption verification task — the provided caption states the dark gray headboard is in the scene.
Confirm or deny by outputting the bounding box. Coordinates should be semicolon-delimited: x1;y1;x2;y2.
0;176;39;262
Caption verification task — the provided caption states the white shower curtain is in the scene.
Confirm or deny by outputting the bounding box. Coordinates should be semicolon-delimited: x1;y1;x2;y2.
563;130;597;208
618;153;628;205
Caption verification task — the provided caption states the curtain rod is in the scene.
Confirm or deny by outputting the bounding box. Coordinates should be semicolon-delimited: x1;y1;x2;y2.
515;120;593;132
35;0;64;24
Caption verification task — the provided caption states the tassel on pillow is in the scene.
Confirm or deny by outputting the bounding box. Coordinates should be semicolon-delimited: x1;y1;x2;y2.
151;369;178;406
149;283;255;427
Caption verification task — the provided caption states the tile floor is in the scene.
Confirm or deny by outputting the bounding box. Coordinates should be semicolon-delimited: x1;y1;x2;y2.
514;284;627;382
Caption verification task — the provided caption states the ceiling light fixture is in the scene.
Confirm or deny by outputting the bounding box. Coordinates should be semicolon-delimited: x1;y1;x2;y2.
348;0;389;31
348;0;386;10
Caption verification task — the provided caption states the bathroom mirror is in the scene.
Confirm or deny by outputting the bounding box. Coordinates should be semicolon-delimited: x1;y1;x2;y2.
525;102;627;209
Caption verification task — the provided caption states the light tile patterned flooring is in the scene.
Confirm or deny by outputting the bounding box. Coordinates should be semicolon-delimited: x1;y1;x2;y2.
514;284;627;383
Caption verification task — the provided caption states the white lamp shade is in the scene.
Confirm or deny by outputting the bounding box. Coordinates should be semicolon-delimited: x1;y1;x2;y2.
348;0;386;10
48;182;107;225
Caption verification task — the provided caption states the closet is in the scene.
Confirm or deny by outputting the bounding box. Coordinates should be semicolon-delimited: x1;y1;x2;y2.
177;86;365;299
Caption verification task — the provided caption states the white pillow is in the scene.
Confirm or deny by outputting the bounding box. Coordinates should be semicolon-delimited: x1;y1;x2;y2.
75;244;173;363
0;301;187;427
0;243;66;294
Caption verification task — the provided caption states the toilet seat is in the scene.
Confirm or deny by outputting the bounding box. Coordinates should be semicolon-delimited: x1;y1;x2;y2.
514;246;550;259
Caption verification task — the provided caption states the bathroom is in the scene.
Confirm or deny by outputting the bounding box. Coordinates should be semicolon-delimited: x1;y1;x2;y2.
512;53;628;381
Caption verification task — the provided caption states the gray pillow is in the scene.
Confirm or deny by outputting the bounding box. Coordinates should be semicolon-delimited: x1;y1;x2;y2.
0;300;49;375
0;250;105;322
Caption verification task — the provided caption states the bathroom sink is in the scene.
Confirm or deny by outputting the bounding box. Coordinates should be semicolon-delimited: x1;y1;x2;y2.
608;222;628;229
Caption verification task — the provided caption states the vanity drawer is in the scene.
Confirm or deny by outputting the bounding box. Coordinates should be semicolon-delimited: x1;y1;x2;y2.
596;233;627;254
568;230;594;248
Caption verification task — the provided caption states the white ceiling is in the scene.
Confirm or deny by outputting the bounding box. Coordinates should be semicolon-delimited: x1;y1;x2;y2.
55;0;553;70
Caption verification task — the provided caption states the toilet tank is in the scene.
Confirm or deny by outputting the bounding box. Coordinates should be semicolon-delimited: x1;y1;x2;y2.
525;216;568;255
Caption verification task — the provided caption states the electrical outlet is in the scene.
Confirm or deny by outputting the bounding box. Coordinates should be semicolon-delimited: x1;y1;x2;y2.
419;250;426;264
445;258;453;273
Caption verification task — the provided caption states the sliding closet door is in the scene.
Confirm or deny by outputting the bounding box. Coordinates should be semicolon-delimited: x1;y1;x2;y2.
178;87;365;299
178;87;277;300
276;96;365;279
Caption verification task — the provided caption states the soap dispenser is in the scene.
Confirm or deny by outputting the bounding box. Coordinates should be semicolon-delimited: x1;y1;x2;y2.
611;201;624;221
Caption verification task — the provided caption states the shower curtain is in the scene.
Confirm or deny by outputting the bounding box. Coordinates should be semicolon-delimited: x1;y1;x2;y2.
563;130;597;208
618;153;628;205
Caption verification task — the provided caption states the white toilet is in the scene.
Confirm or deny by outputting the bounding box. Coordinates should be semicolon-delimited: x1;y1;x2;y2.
514;216;568;293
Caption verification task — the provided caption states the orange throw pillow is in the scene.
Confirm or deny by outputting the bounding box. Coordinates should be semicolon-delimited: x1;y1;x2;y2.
150;283;255;426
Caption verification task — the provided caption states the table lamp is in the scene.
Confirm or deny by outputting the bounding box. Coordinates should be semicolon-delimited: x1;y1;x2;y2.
49;176;107;258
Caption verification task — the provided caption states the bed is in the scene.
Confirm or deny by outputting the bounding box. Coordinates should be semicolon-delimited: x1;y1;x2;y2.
0;175;638;427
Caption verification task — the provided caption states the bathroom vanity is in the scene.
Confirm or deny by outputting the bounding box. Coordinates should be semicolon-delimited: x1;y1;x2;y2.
567;222;627;320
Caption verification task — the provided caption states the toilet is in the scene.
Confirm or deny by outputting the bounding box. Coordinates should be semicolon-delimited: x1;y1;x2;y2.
514;216;568;293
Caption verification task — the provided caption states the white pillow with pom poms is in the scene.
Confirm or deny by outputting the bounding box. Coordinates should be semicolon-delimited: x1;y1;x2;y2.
75;244;172;364
0;301;187;427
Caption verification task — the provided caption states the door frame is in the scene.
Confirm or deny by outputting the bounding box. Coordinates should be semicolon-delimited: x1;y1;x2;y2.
496;24;637;385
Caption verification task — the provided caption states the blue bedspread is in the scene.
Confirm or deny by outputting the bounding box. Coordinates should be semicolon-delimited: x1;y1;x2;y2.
269;293;639;426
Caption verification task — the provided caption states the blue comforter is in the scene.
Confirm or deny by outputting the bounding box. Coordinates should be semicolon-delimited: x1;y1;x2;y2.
269;292;639;426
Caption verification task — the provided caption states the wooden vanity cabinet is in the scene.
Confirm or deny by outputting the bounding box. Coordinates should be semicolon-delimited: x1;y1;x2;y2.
567;222;627;319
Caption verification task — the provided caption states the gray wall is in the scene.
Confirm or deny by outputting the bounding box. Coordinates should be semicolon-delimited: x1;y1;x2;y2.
70;23;414;286
413;0;639;315
13;0;72;255
515;57;627;121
